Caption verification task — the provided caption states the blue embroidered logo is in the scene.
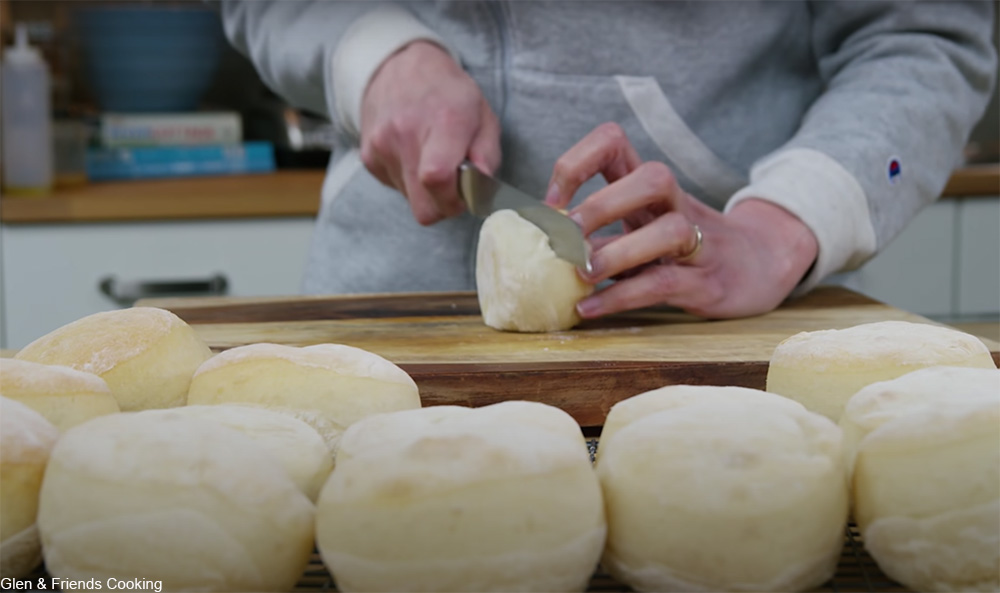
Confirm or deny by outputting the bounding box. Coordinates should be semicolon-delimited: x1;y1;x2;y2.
887;157;902;184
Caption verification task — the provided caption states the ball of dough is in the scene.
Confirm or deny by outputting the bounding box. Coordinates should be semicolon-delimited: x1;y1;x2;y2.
316;402;606;592
596;388;848;592
163;404;333;501
15;307;213;411
766;320;996;422
598;384;808;464
186;343;421;453
846;367;999;592
0;397;59;578
37;411;315;592
0;358;120;431
476;209;593;332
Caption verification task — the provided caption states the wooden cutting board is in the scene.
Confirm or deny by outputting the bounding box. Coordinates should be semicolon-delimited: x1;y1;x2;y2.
139;287;1000;427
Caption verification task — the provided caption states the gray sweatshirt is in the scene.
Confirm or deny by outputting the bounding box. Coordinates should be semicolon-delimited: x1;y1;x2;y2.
220;1;997;297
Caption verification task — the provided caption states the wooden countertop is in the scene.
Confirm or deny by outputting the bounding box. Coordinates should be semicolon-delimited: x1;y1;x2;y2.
0;170;322;224
1;164;997;224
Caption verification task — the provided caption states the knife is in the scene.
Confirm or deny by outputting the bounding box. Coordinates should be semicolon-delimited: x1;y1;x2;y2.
458;161;591;272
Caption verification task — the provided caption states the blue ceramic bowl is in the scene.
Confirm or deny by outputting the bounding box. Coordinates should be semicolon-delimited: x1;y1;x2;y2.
75;6;225;112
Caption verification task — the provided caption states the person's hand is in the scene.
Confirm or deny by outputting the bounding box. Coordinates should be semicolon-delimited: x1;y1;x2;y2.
360;41;501;225
544;123;818;319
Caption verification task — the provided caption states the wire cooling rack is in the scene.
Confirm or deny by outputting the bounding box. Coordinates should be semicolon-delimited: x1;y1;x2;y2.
294;439;906;593
26;440;908;593
294;522;905;592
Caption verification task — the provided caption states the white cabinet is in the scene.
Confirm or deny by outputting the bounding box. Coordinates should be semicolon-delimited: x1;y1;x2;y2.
853;201;957;318
853;196;999;320
957;198;1000;316
0;218;314;349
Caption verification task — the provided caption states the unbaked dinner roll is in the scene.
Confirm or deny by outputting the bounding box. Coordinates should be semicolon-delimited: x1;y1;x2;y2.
166;404;333;501
0;358;120;431
15;307;213;411
186;343;421;452
0;397;59;578
37;411;315;592
845;366;999;592
316;401;605;592
476;209;593;332
766;320;995;422
596;387;848;592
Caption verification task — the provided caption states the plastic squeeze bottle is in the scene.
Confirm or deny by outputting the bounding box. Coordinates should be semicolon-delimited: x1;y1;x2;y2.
1;23;54;195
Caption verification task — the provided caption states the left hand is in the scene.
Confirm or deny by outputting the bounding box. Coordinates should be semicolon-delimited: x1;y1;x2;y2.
544;123;818;319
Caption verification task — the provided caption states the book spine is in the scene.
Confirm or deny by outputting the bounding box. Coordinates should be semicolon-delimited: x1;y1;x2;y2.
86;142;276;181
100;113;243;147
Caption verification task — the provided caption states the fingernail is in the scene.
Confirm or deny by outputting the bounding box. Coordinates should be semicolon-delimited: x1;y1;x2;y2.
576;298;600;318
544;182;560;206
569;211;584;228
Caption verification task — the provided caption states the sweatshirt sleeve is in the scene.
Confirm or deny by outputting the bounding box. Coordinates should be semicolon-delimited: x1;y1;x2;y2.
218;1;459;136
724;1;997;294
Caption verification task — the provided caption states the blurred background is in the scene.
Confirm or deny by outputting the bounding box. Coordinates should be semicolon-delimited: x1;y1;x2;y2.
0;0;996;351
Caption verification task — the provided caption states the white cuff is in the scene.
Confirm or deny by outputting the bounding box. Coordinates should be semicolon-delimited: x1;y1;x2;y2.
725;148;877;296
330;5;460;137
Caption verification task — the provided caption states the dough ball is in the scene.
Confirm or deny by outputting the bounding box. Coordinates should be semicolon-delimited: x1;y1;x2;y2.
476;209;593;332
316;402;606;592
597;384;807;463
37;411;315;592
0;358;120;431
847;367;999;592
15;307;213;411
164;404;333;501
596;392;848;592
0;397;59;578
186;343;421;453
766;320;996;421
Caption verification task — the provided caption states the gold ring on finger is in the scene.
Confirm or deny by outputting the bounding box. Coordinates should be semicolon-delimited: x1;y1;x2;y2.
675;224;702;263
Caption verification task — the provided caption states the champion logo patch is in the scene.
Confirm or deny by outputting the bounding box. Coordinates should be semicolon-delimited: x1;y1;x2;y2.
887;157;902;184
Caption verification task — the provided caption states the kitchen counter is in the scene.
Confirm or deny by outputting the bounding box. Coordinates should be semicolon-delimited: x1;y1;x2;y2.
0;170;321;223
1;164;997;224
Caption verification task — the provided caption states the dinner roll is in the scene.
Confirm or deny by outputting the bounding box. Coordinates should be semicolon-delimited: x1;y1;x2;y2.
597;384;807;463
0;397;59;578
316;402;605;592
476;209;593;332
0;359;119;431
596;387;848;592
186;343;421;452
15;307;213;411
766;320;995;421
37;411;315;592
165;404;333;501
846;367;999;592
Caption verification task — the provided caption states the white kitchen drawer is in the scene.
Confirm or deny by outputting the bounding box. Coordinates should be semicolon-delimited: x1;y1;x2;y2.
957;197;1000;316
0;218;314;349
853;200;957;317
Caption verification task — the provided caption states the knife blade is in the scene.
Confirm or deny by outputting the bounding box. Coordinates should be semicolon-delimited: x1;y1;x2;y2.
458;161;591;272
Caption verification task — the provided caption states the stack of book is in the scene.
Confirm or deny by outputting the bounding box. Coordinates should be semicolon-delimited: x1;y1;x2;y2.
86;112;276;181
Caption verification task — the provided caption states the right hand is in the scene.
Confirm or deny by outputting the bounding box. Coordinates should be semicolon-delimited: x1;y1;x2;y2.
360;41;502;225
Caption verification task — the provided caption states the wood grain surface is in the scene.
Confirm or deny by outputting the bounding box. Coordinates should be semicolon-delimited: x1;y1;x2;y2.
2;165;995;224
141;287;1000;427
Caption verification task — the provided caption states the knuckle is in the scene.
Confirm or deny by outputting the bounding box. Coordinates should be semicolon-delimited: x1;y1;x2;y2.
596;121;627;145
418;164;452;189
552;156;587;189
388;113;414;135
638;161;677;191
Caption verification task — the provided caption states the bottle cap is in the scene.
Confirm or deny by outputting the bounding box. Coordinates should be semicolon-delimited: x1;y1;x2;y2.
4;23;45;66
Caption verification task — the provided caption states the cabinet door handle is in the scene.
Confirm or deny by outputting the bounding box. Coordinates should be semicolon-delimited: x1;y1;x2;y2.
98;274;229;305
